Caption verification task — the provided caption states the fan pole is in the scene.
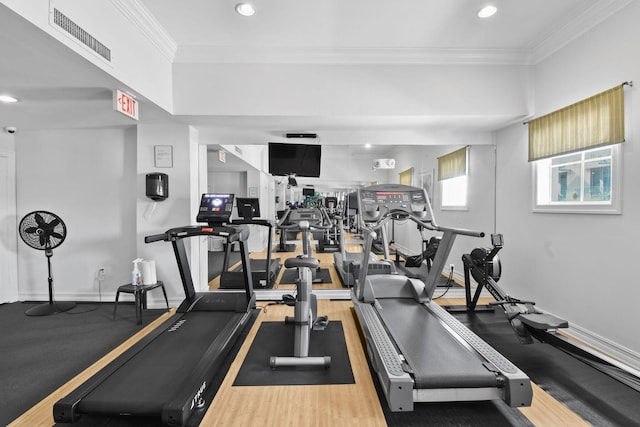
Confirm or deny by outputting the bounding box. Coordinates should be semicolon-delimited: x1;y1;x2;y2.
25;248;76;316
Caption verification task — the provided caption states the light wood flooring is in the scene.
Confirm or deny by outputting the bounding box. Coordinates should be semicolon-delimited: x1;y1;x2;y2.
10;234;590;426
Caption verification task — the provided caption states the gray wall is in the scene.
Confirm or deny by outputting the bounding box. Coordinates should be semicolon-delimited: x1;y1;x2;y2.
16;128;137;302
15;124;201;307
495;2;640;358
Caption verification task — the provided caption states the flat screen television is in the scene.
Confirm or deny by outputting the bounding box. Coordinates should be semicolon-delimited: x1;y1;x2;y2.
302;188;315;197
268;142;321;177
236;197;261;219
196;193;235;224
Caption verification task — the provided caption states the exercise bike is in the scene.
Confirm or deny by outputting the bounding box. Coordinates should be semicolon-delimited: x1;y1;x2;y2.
270;220;331;368
462;233;568;344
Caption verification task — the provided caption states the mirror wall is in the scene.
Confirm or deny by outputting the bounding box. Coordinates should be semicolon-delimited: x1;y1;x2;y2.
205;143;497;299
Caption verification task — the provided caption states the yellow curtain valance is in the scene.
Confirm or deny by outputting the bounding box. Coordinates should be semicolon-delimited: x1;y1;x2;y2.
399;168;413;186
437;146;467;181
528;85;625;162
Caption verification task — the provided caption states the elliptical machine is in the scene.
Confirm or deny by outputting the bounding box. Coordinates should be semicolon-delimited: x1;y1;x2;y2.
462;233;568;344
270;220;331;368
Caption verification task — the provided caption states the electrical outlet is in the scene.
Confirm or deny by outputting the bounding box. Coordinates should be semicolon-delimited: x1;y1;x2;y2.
449;264;455;272
97;267;106;280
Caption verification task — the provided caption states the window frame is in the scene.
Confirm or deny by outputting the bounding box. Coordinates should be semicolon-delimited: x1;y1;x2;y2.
532;144;622;214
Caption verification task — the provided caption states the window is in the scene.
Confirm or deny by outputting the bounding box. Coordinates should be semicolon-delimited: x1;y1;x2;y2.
528;84;627;214
438;146;468;210
533;144;621;214
441;175;467;209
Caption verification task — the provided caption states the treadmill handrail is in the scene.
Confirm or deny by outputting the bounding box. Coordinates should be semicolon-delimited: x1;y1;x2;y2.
275;208;292;228
146;224;253;303
144;224;248;243
356;206;483;301
364;207;484;239
277;215;332;231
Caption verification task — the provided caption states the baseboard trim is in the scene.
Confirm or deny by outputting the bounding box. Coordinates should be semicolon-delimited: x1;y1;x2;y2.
561;322;640;375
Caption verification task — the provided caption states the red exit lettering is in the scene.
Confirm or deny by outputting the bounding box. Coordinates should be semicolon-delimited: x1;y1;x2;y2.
114;90;139;120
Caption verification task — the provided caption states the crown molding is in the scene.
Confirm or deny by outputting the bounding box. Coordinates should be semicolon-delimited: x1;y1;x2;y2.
110;0;177;62
110;0;633;67
174;46;532;66
530;0;633;64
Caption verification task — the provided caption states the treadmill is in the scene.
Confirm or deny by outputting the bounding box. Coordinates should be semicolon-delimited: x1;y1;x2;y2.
351;184;532;412
274;207;323;253
334;198;395;288
219;197;281;289
53;193;256;426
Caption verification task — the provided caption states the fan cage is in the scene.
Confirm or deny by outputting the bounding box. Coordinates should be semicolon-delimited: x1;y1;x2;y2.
19;211;67;251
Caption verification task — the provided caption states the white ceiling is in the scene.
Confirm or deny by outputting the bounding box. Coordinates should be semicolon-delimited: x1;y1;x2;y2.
0;0;628;152
141;0;596;55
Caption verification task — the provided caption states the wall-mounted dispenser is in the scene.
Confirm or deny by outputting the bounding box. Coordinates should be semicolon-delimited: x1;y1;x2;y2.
146;173;169;201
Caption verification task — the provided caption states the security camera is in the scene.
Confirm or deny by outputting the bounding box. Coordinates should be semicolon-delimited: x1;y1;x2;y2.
4;126;16;134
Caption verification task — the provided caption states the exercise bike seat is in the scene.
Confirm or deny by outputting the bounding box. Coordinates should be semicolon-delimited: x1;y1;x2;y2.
519;312;568;330
285;256;319;270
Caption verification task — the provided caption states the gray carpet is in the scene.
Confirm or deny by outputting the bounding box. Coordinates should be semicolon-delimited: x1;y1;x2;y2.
0;302;164;426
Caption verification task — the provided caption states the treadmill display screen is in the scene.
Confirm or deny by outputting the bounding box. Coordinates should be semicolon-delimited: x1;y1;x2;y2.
360;189;428;219
196;193;235;223
362;191;410;205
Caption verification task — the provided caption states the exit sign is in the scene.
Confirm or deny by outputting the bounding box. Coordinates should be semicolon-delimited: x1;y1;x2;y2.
114;90;138;120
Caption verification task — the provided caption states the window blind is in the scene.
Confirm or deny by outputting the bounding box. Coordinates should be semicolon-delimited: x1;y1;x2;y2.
437;146;467;181
528;85;625;162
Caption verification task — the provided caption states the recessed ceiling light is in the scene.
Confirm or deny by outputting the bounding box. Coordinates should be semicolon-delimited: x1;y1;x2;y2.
478;5;497;18
365;143;372;149
235;3;255;17
0;94;18;103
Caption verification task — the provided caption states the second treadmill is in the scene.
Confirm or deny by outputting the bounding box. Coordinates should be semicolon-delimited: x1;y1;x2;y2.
54;193;256;426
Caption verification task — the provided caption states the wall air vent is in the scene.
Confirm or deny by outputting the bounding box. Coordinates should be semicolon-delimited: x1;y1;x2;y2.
51;7;111;62
234;146;243;155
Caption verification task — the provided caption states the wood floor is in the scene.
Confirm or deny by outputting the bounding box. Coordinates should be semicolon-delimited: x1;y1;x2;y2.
10;235;590;426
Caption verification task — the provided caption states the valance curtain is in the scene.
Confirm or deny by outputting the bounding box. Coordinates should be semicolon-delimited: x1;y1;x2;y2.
437;146;467;181
528;85;625;162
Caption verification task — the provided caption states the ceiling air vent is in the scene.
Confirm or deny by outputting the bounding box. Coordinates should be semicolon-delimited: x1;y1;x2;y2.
51;8;111;62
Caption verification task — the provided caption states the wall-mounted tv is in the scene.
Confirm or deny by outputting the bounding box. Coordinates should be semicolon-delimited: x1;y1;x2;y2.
302;187;315;197
268;142;321;178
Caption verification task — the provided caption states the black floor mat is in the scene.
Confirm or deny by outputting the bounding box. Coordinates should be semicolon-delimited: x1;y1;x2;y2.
234;321;354;386
452;310;640;427
279;268;332;285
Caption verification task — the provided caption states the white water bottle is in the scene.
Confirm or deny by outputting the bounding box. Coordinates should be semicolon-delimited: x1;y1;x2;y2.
132;258;143;286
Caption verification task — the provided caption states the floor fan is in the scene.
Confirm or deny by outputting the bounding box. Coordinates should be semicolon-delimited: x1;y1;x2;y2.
18;211;75;316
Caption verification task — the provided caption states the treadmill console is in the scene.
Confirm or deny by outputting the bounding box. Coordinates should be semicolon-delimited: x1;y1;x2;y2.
359;186;429;223
196;193;235;224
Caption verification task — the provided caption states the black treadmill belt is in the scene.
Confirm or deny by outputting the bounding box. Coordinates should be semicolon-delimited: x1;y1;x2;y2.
77;311;241;415
376;298;498;389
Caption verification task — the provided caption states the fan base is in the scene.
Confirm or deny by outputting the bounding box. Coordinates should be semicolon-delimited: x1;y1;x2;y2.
25;301;76;316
